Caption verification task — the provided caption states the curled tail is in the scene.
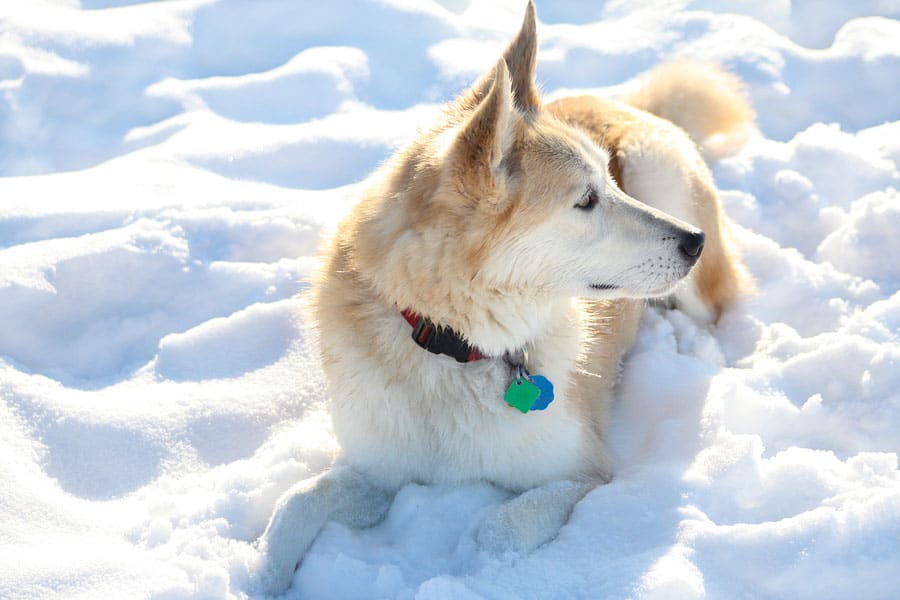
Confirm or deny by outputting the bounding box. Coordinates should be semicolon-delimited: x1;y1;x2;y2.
628;61;755;157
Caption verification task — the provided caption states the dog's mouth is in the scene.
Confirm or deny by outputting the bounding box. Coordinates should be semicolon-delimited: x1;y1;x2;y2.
589;280;683;298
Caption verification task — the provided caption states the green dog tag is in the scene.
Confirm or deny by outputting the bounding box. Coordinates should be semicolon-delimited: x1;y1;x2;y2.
504;377;541;413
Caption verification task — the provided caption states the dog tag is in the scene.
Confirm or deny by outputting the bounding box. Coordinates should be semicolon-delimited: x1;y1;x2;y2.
504;377;541;413
529;375;554;410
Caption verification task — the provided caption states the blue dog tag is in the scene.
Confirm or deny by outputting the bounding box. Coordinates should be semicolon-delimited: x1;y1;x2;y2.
529;375;554;410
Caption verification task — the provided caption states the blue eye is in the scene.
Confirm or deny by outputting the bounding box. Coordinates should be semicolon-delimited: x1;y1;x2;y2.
575;187;598;210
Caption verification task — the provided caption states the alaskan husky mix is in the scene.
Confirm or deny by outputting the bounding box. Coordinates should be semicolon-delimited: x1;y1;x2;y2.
258;1;752;593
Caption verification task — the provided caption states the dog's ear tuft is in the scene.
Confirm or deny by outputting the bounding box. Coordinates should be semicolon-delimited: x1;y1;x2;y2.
504;0;541;113
450;60;517;207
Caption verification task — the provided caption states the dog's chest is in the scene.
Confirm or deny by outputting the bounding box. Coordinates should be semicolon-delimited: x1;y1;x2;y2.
327;332;591;492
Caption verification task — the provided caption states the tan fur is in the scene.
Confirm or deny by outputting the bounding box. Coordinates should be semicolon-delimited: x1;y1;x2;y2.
259;5;757;593
314;5;755;451
628;60;755;158
314;1;755;459
336;102;600;353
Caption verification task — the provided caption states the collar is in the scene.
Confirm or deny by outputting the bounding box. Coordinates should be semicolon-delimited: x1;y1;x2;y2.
400;309;487;363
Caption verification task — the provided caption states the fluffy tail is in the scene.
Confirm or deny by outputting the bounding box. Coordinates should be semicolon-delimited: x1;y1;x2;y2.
627;61;755;157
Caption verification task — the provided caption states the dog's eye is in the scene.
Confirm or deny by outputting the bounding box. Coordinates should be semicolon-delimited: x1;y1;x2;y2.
575;187;598;211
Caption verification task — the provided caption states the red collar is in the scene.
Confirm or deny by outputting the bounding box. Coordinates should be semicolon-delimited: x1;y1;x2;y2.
400;309;486;363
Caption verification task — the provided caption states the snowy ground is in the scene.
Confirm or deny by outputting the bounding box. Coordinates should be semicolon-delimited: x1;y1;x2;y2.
2;1;899;598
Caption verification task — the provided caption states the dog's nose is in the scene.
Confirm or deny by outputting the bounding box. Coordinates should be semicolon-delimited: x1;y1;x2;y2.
678;230;705;260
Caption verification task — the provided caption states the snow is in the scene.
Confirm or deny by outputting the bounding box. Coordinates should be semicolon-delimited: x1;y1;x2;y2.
1;0;899;598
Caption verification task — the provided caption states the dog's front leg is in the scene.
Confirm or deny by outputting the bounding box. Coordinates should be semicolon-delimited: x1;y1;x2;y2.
256;465;392;595
476;478;597;555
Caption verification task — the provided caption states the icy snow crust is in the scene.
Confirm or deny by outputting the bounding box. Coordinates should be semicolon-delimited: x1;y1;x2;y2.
1;1;899;598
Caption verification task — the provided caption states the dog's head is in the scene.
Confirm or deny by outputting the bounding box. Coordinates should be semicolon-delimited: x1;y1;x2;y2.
450;2;704;300
352;2;703;324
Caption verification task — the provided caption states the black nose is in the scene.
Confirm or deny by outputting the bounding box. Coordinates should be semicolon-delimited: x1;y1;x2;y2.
678;230;705;260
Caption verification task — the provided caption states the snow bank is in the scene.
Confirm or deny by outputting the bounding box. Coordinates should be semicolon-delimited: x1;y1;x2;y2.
1;1;898;599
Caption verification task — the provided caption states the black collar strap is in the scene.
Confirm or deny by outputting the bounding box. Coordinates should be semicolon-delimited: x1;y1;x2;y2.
400;309;487;363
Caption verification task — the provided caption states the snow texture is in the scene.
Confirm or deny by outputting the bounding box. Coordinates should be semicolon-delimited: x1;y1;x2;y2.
1;1;899;599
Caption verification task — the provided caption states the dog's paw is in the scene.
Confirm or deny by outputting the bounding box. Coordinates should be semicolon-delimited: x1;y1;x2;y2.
252;466;393;595
253;541;299;597
476;480;595;556
476;505;540;555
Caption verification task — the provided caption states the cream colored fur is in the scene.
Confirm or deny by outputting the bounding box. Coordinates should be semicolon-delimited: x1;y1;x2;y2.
256;2;753;594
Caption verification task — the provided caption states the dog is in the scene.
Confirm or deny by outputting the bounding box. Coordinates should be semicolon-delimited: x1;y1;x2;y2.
256;1;752;593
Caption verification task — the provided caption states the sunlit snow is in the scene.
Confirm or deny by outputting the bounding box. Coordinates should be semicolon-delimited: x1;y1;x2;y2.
1;1;899;599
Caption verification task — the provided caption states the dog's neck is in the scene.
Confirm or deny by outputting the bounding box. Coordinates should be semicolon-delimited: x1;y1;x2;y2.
394;282;570;358
348;150;573;356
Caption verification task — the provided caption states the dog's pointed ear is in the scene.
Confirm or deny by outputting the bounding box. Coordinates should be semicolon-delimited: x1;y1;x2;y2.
450;60;517;206
504;0;541;113
464;1;540;113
